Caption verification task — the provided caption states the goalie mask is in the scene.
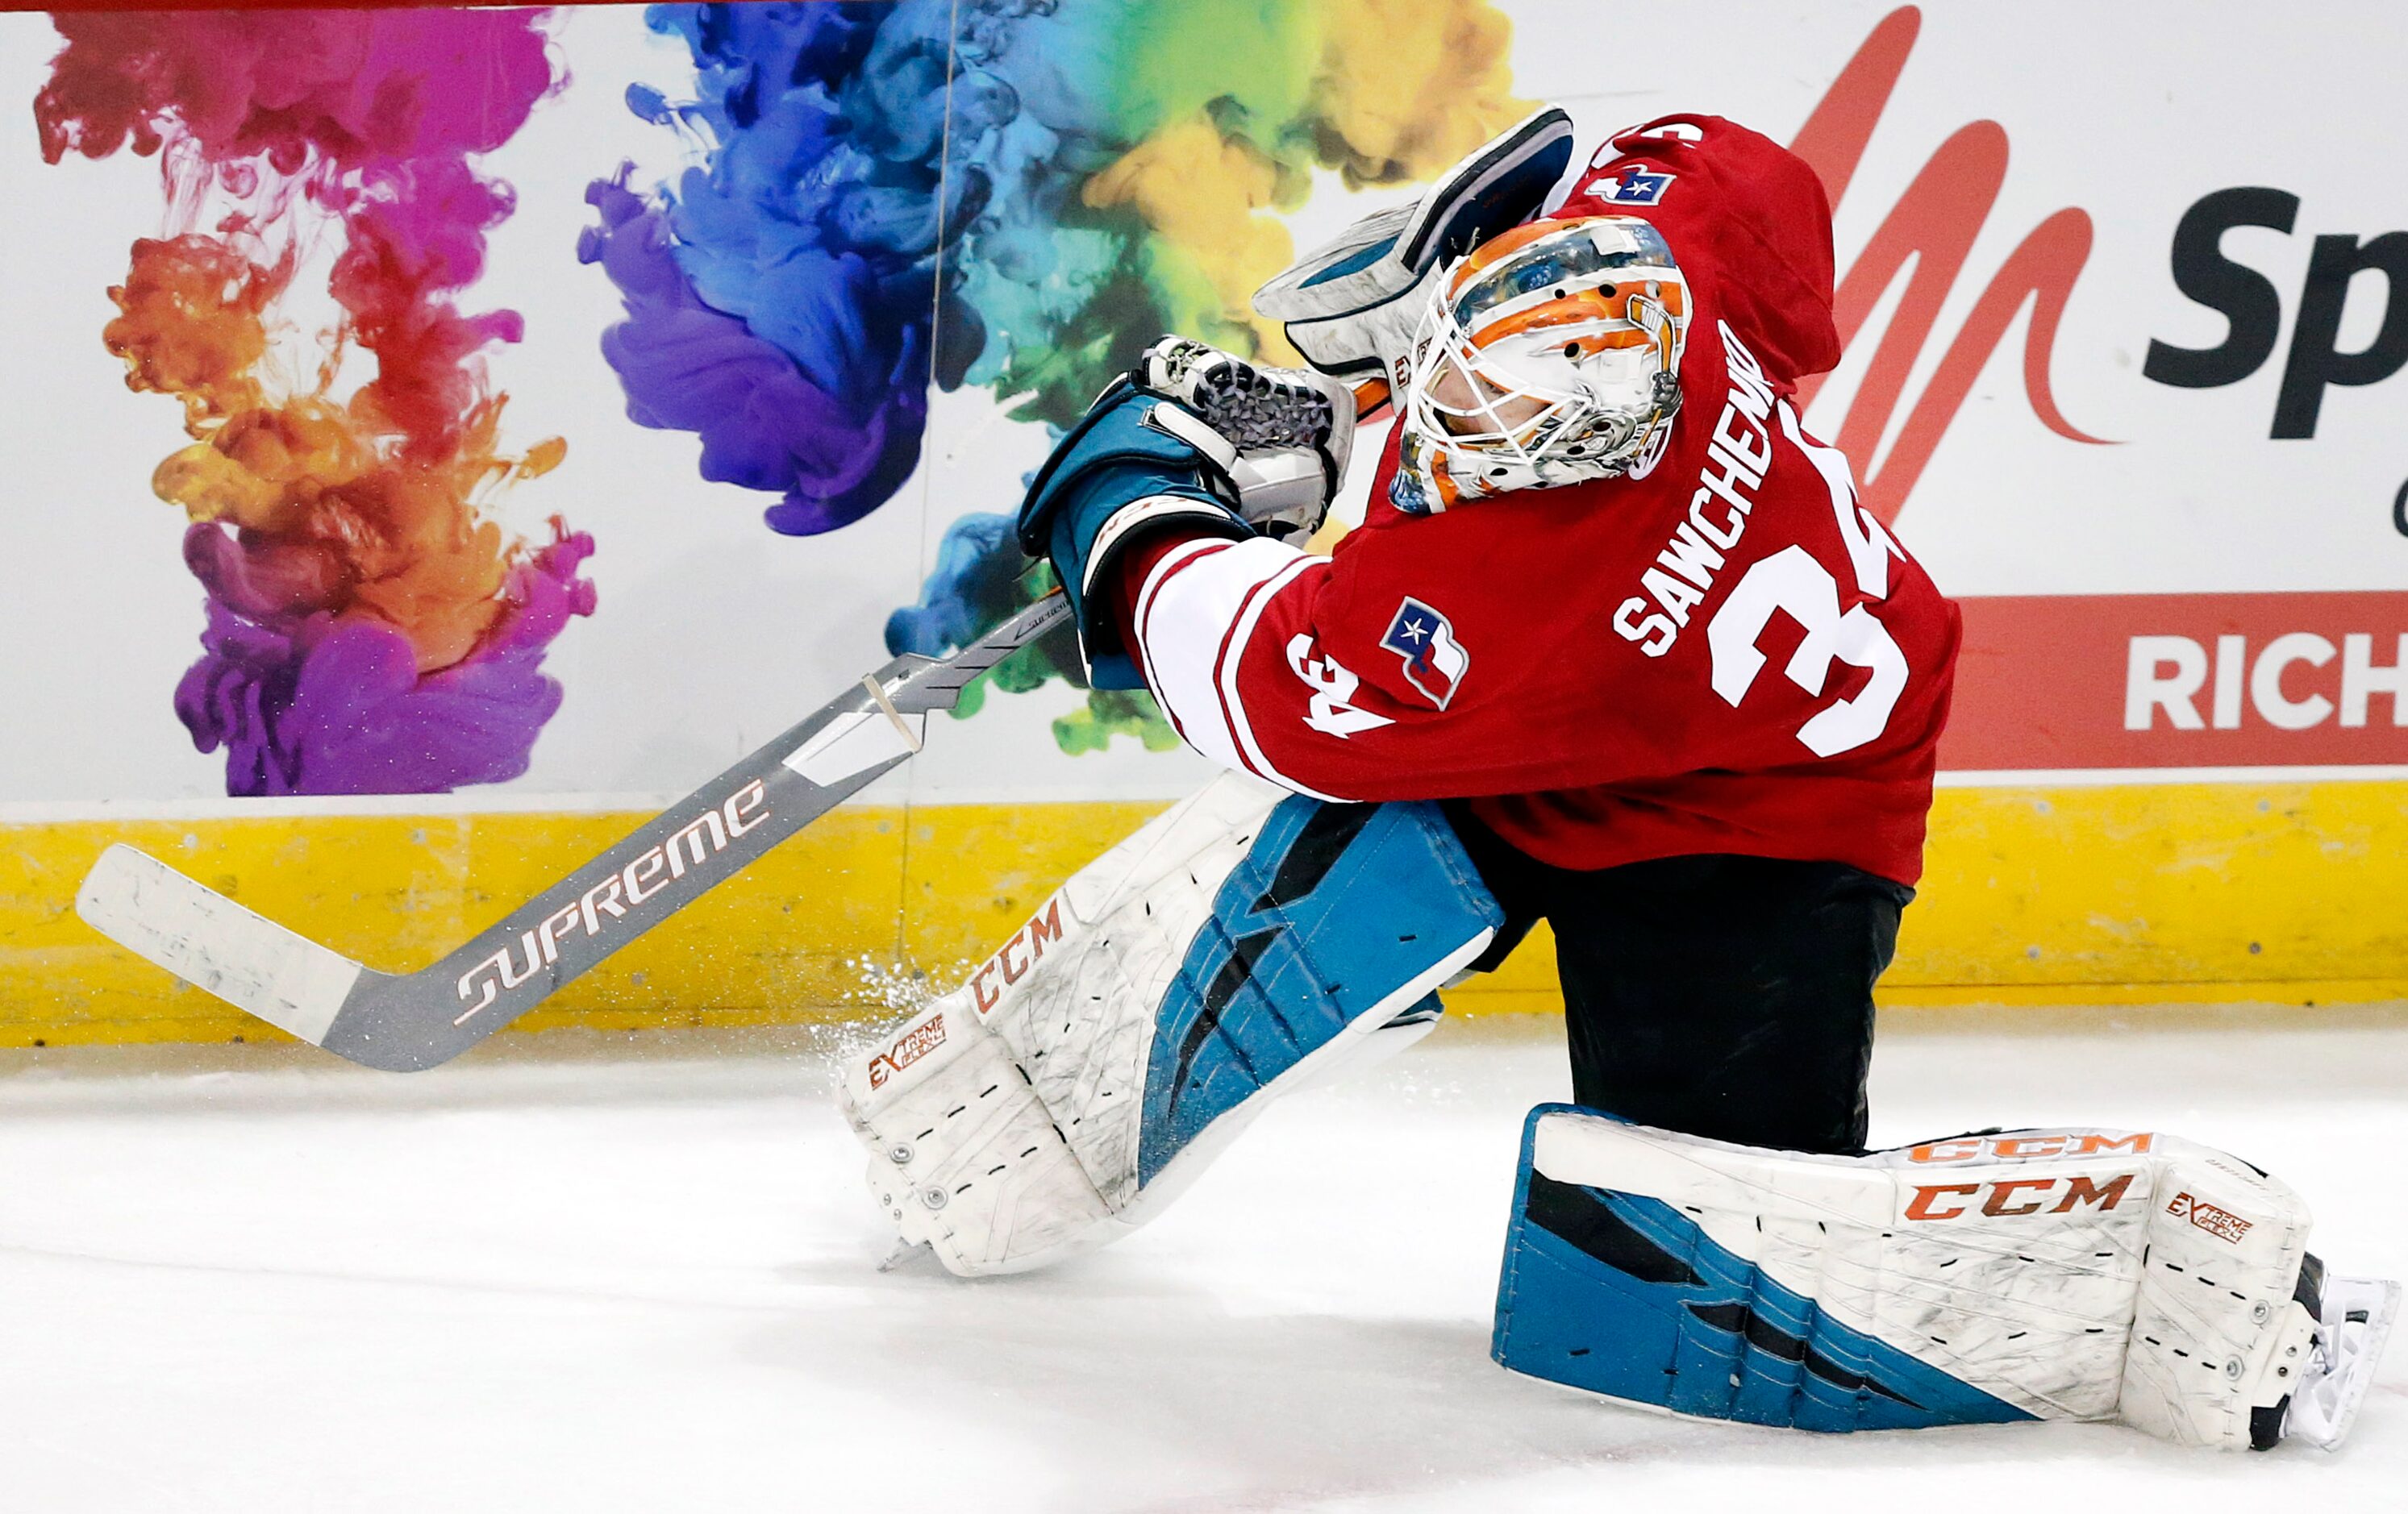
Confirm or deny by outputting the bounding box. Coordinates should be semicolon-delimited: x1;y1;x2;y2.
1393;215;1689;514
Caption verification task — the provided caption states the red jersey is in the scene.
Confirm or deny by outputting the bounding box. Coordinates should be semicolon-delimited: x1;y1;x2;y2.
1116;116;1960;885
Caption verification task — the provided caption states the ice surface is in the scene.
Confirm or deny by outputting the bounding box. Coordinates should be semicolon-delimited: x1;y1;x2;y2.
0;1009;2402;1512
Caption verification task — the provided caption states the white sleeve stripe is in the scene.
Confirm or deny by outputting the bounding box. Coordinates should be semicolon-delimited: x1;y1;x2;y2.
1082;496;1236;601
1132;537;1234;636
1134;539;1284;777
1211;554;1346;802
1206;564;1288;787
1131;539;1238;755
1133;537;1340;796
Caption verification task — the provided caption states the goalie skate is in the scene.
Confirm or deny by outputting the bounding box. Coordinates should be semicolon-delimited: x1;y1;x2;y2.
2278;1260;2400;1451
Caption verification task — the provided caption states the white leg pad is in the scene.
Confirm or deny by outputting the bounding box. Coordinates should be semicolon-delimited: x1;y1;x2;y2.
840;772;1500;1276
2116;1139;2315;1447
845;1003;1114;1276
1494;1110;2398;1449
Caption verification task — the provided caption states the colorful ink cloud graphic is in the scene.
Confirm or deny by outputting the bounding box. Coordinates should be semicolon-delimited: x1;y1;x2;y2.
35;8;592;796
582;0;1523;751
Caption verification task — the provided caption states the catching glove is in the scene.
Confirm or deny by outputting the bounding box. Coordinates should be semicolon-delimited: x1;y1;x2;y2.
1014;339;1357;688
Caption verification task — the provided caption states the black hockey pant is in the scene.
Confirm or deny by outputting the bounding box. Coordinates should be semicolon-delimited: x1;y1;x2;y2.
1445;805;1914;1157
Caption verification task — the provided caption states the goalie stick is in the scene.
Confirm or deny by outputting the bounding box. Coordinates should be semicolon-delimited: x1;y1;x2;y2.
75;593;1073;1071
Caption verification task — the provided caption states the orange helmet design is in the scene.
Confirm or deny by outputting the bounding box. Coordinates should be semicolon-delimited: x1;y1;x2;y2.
1394;215;1689;513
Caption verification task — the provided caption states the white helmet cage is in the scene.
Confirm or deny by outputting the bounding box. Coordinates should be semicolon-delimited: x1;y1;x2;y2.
1393;215;1690;514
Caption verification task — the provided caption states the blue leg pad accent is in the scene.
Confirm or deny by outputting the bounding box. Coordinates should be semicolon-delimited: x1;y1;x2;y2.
1492;1105;2035;1433
1135;797;1499;1186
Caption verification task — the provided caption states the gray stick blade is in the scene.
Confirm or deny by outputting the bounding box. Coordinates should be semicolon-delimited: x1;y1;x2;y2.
76;844;369;1046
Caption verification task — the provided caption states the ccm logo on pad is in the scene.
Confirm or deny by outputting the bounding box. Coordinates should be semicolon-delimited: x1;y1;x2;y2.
1906;1174;2136;1221
1909;1130;2155;1164
969;896;1066;1017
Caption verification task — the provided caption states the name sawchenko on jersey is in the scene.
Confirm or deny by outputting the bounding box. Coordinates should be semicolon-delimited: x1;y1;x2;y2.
1613;322;1781;658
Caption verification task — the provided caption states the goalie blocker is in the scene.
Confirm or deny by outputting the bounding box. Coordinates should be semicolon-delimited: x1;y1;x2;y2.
1494;1108;2398;1451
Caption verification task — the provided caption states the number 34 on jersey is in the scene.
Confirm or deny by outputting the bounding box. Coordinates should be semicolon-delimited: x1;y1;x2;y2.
1617;322;1918;759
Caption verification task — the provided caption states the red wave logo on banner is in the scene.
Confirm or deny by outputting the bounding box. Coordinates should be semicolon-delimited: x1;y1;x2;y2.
1787;11;2408;776
1789;6;2110;526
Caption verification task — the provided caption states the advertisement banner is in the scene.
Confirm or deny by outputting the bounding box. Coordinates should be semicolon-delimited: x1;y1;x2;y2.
2;0;2404;807
6;0;2408;1034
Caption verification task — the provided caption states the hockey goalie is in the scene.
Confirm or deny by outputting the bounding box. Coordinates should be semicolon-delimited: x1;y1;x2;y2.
839;109;2395;1450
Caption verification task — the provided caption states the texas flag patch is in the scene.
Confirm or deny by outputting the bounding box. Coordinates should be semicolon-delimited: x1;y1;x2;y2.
1380;597;1470;709
1594;164;1675;206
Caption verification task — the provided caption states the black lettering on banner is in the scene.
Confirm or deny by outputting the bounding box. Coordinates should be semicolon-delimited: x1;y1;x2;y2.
2274;232;2408;439
2143;187;2298;390
2145;188;2408;439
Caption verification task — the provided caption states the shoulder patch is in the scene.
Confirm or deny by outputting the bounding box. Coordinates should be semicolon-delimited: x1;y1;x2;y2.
1591;164;1676;207
1380;598;1470;709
